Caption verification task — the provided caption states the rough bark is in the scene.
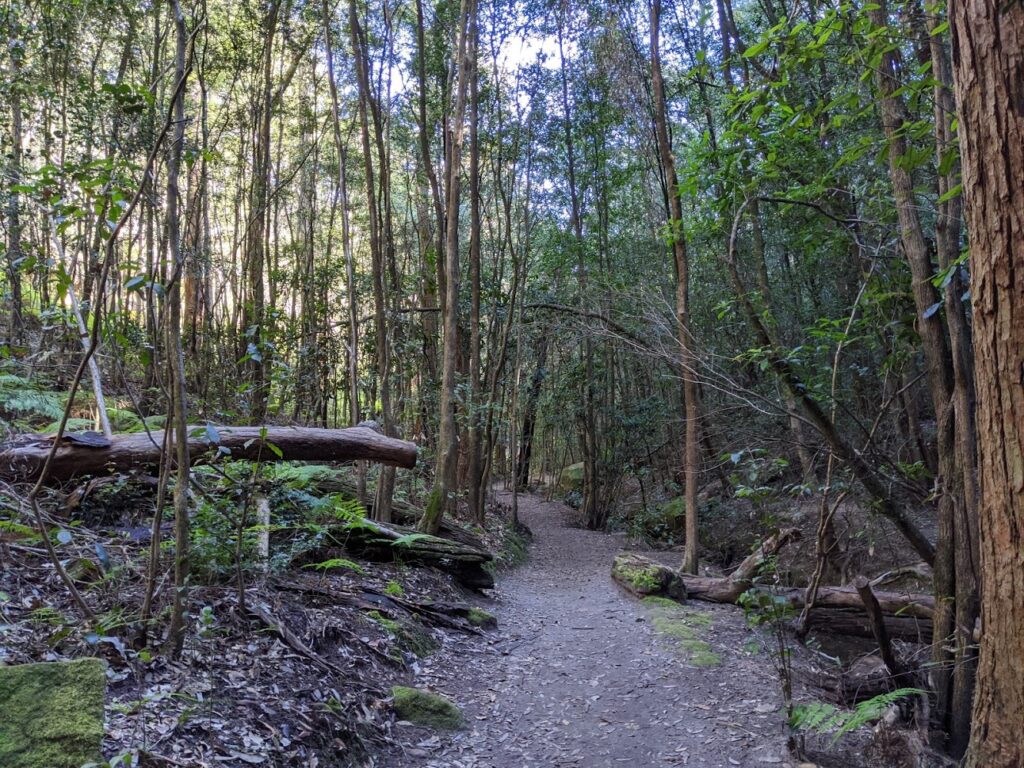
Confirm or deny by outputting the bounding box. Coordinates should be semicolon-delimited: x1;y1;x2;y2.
948;5;1024;766
1;426;417;483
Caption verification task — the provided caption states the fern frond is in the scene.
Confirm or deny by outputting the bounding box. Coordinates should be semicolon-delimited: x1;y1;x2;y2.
790;688;924;746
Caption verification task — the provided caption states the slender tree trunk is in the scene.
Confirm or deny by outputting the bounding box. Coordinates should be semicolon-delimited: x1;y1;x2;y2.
949;6;1024;766
466;14;484;522
6;31;24;344
164;0;191;659
420;0;474;534
242;1;281;425
321;0;359;438
867;6;974;749
557;16;601;530
651;0;700;573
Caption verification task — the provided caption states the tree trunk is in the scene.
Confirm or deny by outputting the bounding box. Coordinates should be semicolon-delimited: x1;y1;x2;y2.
948;6;1024;767
164;0;191;658
651;0;700;572
420;0;475;535
2;426;418;482
866;7;974;748
466;13;484;524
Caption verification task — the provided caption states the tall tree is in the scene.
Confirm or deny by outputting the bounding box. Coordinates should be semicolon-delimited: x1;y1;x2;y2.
650;0;700;573
420;0;475;534
949;4;1024;766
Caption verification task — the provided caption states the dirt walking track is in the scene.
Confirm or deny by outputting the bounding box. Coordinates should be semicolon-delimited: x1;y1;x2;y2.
386;490;795;768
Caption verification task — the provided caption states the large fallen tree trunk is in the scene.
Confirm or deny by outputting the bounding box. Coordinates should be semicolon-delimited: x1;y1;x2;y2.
303;517;495;590
0;426;417;483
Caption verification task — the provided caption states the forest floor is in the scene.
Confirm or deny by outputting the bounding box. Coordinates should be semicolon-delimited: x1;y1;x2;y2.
384;489;798;768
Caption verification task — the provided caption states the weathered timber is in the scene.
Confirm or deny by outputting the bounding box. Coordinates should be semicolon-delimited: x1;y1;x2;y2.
0;426;417;483
324;518;494;590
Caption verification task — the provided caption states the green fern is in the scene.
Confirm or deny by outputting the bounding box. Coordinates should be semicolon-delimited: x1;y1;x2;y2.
790;688;924;746
0;373;64;423
303;558;365;575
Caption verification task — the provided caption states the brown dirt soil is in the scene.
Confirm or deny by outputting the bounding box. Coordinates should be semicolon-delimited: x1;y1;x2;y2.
384;489;797;767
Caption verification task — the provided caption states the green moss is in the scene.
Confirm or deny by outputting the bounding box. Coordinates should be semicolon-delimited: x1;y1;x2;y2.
612;556;663;594
420;486;444;533
0;658;105;768
643;599;721;667
367;611;438;658
498;526;530;568
641;595;682;611
465;607;496;628
391;686;462;729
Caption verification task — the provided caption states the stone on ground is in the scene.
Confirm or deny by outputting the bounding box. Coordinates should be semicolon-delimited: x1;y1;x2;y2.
0;657;105;768
391;686;462;729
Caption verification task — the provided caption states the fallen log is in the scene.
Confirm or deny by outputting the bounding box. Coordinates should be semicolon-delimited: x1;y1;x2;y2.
276;464;487;550
0;426;417;483
314;518;495;590
611;553;686;600
611;527;933;643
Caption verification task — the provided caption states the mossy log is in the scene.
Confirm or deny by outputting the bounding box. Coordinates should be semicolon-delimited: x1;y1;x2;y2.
612;529;933;642
0;426;417;483
611;553;686;600
329;518;494;589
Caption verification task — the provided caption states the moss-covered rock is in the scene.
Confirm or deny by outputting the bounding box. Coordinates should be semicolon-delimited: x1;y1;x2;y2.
0;658;105;768
642;596;721;667
465;607;497;629
391;686;462;729
611;553;687;600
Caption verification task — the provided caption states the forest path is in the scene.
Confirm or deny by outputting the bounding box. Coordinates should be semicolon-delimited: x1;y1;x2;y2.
387;489;794;768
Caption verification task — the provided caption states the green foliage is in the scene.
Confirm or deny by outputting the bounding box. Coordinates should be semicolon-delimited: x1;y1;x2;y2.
304;558;365;575
790;688;924;745
0;371;64;427
391;532;432;548
383;580;404;596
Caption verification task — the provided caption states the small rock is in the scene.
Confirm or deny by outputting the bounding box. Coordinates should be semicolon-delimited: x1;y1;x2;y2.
391;686;463;730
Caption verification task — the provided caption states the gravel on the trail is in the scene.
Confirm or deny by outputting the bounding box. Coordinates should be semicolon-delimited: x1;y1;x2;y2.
385;489;797;768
